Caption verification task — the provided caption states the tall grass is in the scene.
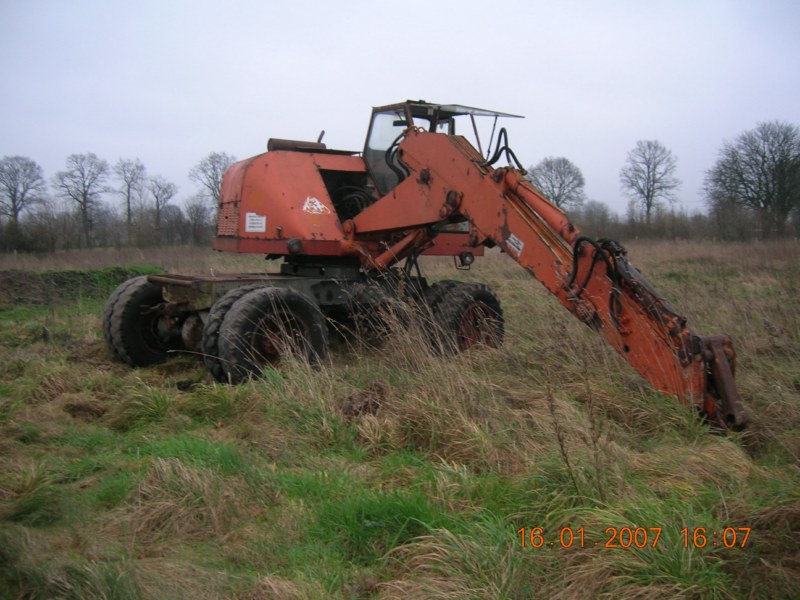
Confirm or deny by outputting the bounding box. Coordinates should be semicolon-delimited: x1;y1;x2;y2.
0;240;798;598
0;245;272;273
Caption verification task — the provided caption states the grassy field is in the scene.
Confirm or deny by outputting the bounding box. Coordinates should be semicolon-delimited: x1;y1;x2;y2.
0;241;798;599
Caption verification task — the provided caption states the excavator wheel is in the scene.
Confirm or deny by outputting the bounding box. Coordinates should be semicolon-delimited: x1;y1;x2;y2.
426;282;504;354
349;289;414;349
103;276;182;367
421;280;465;350
102;277;133;362
423;280;461;312
217;287;329;384
201;284;266;382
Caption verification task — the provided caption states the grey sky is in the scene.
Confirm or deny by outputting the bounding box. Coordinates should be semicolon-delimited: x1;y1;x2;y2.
1;0;798;215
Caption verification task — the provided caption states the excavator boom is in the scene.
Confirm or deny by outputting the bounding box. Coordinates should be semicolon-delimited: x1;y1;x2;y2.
349;127;748;430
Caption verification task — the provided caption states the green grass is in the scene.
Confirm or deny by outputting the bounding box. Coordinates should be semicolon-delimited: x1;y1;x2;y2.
0;243;798;599
88;469;139;509
314;487;456;565
128;433;249;476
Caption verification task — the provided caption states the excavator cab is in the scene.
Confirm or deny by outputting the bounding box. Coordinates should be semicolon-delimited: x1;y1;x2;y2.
363;100;522;196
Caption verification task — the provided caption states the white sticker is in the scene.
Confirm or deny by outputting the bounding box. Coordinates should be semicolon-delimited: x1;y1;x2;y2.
507;233;524;256
303;196;331;215
244;212;266;233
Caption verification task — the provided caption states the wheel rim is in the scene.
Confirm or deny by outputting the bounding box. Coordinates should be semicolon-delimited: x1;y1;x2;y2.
141;310;168;354
141;309;179;355
458;302;499;349
250;311;308;365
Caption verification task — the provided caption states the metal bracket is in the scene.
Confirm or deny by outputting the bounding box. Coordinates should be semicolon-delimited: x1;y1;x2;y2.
702;335;749;431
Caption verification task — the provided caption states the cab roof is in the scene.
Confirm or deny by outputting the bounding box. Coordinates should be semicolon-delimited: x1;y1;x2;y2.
373;100;524;120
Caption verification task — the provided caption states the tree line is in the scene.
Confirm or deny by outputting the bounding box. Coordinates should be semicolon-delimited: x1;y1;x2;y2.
0;152;235;252
527;120;800;240
1;120;799;253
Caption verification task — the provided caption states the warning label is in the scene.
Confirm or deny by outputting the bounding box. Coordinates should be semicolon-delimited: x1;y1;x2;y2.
506;233;525;256
303;196;331;215
245;212;266;233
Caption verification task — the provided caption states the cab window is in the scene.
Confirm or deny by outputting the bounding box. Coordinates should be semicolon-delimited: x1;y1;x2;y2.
364;110;408;196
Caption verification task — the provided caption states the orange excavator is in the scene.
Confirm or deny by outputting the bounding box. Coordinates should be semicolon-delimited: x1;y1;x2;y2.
103;100;748;431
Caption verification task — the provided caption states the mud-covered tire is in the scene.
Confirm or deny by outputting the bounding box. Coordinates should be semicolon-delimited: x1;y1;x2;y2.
201;284;265;382
218;287;329;384
347;283;413;349
426;282;504;354
102;278;134;361
423;280;461;315
352;296;414;348
104;276;179;367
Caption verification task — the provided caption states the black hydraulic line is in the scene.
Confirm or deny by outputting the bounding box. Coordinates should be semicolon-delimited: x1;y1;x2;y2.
486;129;510;165
568;236;624;329
385;133;410;183
485;128;526;171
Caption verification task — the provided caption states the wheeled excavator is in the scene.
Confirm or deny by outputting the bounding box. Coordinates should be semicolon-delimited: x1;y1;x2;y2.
103;100;749;431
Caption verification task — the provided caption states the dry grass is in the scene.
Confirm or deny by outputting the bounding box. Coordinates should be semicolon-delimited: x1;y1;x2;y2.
0;244;274;273
243;576;310;600
380;527;532;599
350;361;527;472
1;239;799;599
112;458;245;549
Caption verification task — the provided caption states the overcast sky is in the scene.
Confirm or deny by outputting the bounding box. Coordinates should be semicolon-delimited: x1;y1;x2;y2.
1;0;798;215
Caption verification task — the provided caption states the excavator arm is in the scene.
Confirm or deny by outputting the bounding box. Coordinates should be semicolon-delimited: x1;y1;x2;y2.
348;128;748;430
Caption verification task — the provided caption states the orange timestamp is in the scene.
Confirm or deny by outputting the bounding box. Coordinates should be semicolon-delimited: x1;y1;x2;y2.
517;526;751;549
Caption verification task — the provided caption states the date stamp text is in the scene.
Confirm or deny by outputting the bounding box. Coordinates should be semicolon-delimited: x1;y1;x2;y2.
517;527;751;549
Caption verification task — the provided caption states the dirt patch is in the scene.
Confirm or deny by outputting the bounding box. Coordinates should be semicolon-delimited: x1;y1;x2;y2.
342;380;388;423
61;394;108;421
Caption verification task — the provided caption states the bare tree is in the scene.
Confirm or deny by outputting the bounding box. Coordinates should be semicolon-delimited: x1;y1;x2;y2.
619;140;680;226
189;152;236;205
527;156;586;209
160;204;189;245
575;199;613;236
704;121;800;237
0;156;47;225
114;158;147;241
52;153;109;247
22;198;61;252
184;193;213;244
148;175;177;242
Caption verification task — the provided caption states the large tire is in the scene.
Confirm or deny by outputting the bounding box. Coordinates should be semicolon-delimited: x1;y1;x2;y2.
218;287;329;384
423;280;461;316
347;284;412;349
426;282;504;354
103;277;136;361
201;284;265;382
354;297;415;349
104;276;180;366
